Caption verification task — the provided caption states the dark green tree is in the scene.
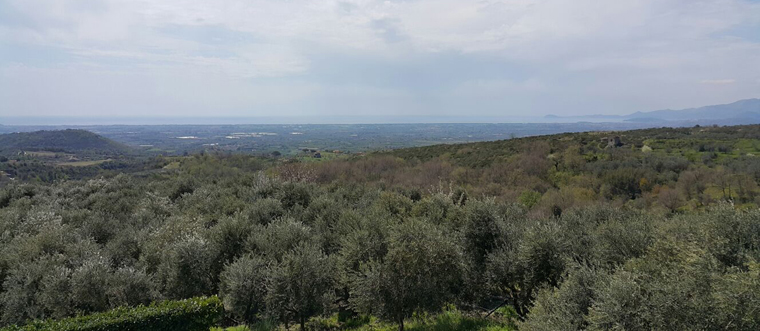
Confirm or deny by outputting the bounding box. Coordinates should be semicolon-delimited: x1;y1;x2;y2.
266;243;333;330
351;219;464;331
219;254;269;324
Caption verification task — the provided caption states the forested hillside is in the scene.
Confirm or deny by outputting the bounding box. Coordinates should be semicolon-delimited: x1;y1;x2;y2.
1;125;760;330
311;124;760;217
0;130;139;183
0;130;130;156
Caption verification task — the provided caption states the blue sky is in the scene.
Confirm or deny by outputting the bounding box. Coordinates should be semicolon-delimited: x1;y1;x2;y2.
1;0;759;119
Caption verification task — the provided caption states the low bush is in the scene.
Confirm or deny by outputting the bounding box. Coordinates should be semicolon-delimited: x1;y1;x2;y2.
0;296;222;331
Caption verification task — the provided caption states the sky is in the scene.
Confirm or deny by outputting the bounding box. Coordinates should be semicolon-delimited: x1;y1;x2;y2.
1;0;759;120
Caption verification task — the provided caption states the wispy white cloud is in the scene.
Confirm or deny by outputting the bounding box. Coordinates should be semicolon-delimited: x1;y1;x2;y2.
1;0;760;117
700;79;737;85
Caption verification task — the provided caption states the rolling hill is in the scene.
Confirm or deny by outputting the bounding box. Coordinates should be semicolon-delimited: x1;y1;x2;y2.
376;124;760;168
0;129;131;155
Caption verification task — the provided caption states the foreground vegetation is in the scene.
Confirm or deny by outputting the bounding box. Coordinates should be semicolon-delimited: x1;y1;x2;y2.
214;306;515;331
0;296;222;331
1;125;760;330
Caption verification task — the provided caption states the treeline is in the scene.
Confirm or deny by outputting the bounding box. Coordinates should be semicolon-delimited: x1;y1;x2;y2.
1;296;222;331
1;159;759;330
0;157;169;183
0;151;275;184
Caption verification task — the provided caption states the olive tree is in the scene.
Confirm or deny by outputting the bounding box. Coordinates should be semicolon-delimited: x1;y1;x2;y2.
266;243;334;330
587;240;718;330
486;221;568;318
351;218;464;331
156;235;214;299
219;254;269;324
520;264;607;331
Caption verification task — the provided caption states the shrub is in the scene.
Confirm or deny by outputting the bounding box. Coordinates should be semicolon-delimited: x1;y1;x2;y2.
518;191;542;209
0;296;223;331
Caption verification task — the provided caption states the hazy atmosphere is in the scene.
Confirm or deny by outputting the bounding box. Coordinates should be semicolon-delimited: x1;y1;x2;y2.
2;0;760;119
5;2;760;331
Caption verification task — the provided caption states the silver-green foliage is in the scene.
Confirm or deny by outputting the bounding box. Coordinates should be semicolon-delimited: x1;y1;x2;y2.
351;219;464;330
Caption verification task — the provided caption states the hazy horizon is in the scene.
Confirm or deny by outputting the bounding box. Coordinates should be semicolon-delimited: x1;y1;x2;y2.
3;97;760;125
2;0;760;120
0;115;603;126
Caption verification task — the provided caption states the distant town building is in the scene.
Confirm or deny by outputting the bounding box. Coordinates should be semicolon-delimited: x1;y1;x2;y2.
602;136;623;148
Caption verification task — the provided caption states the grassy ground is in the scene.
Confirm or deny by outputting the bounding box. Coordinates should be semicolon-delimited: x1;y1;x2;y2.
56;159;111;167
24;151;74;158
163;161;181;169
212;307;516;331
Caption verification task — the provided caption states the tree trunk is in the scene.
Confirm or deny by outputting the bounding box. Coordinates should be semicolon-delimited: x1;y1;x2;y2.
398;318;404;331
486;298;510;317
244;300;253;324
510;291;531;320
300;316;306;331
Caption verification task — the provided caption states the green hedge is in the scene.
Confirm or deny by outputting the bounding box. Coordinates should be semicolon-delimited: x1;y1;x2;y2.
1;296;223;331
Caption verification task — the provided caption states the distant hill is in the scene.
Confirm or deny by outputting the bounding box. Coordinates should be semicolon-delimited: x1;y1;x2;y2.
378;124;760;168
0;129;131;155
545;98;760;124
627;98;760;121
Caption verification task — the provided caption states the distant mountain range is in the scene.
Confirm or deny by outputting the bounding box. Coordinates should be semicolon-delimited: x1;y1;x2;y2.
546;98;760;123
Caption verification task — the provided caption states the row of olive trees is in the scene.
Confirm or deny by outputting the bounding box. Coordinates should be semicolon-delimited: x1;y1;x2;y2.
0;171;572;328
1;165;760;330
220;218;464;331
522;205;760;330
